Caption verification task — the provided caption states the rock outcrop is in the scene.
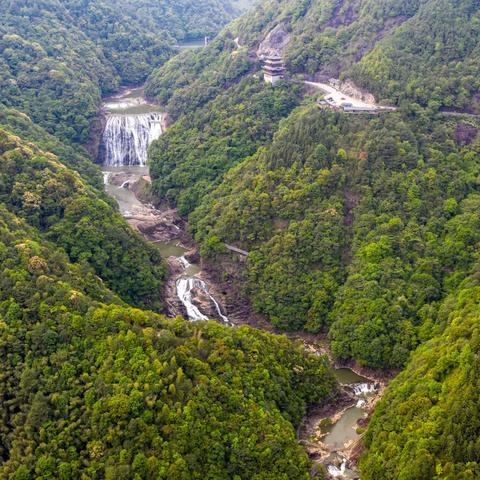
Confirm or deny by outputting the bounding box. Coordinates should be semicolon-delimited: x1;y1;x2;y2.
257;23;290;58
129;207;185;244
339;79;376;104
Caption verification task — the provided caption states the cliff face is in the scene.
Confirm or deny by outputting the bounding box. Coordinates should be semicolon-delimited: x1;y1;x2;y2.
88;108;107;162
256;23;291;58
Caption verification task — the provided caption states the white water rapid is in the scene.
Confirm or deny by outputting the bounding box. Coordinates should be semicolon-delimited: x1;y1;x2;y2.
176;278;209;321
328;460;347;477
102;113;164;166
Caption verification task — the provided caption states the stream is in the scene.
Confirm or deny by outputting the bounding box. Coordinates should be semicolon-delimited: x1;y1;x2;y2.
101;88;230;325
100;87;383;480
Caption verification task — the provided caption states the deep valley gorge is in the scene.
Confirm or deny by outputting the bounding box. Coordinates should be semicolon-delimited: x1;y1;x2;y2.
98;86;388;478
1;0;480;479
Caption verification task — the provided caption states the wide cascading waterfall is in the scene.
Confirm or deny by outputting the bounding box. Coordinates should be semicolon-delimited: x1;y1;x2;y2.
102;113;163;166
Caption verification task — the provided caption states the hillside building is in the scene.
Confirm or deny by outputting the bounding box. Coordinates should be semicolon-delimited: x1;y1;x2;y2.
263;55;286;85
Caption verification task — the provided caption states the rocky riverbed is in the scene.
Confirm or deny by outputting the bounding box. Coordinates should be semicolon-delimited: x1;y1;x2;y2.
103;166;231;324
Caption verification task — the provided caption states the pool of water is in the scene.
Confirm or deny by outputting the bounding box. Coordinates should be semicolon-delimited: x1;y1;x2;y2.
315;367;377;455
322;406;366;450
155;240;188;258
103;87;163;115
102;166;148;216
155;240;202;276
334;368;369;384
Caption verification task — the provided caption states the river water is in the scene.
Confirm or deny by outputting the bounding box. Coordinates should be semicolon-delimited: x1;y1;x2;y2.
101;89;229;324
308;368;378;479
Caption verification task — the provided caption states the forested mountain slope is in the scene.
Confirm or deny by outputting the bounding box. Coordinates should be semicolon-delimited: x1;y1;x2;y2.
146;0;480;112
0;107;103;187
1;0;479;477
62;0;241;84
0;199;336;479
150;78;302;215
145;0;480;474
146;0;480;225
147;0;480;366
190;106;480;368
360;264;480;479
0;0;116;144
0;128;166;311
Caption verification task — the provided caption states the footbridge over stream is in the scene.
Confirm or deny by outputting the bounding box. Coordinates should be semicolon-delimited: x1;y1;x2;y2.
225;244;249;256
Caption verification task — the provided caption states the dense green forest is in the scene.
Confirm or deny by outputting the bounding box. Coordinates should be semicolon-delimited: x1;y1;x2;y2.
149;78;302;215
0;128;166;311
0;192;336;479
147;0;480;366
62;0;243;84
146;0;480;113
0;4;339;477
1;0;480;477
189;106;480;368
0;107;102;187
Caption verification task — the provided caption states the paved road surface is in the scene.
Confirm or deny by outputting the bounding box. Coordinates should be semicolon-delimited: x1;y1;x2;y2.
304;81;396;112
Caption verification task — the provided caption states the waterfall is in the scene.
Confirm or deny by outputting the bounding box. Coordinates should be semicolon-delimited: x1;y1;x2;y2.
352;382;376;396
178;256;191;269
176;277;229;324
327;460;347;477
176;278;210;321
102;113;163;166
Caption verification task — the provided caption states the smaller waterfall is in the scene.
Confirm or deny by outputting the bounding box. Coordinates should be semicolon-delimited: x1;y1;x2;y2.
102;113;163;166
352;383;376;396
210;291;230;325
176;277;229;324
176;278;210;321
178;256;191;269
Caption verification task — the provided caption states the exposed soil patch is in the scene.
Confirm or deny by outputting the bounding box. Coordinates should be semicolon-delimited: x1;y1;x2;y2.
454;122;479;146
